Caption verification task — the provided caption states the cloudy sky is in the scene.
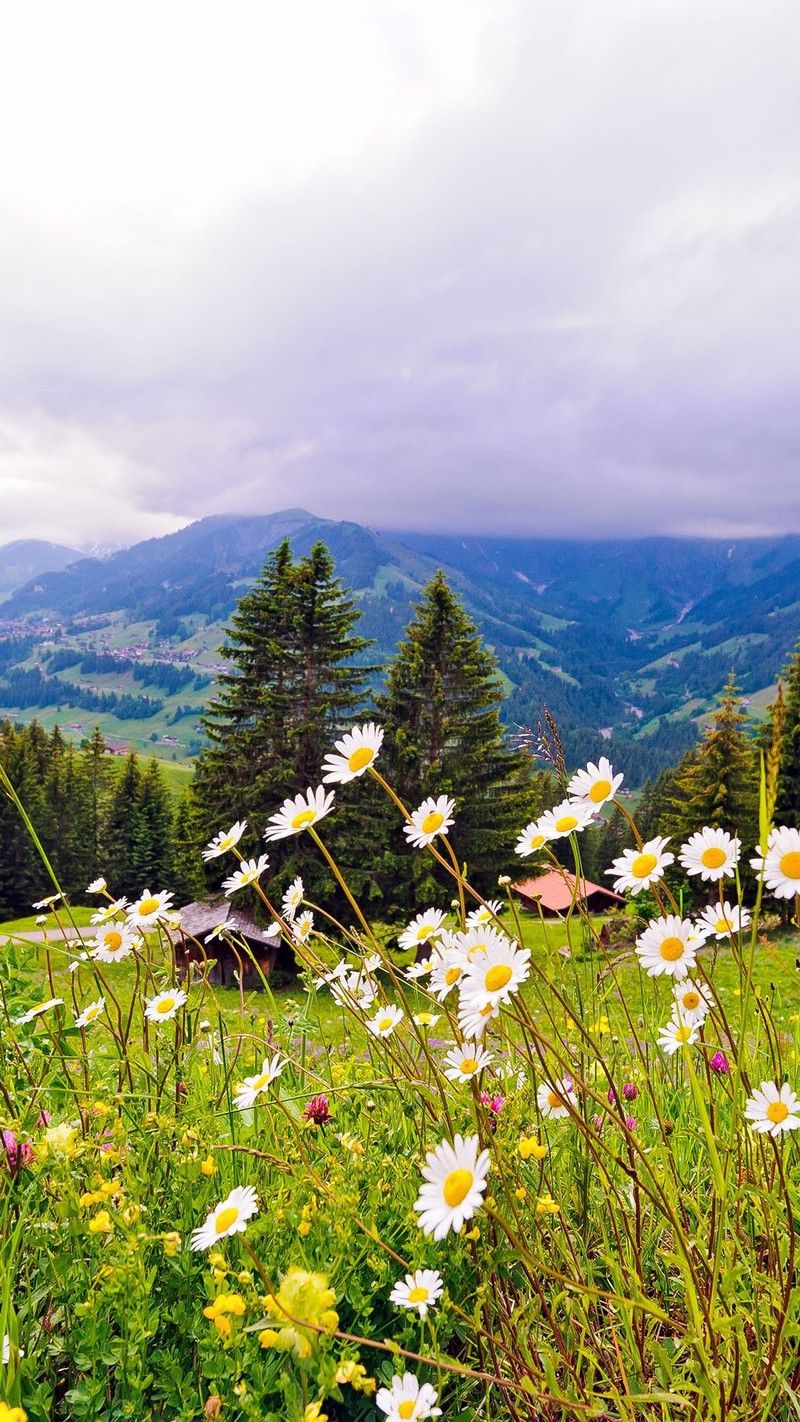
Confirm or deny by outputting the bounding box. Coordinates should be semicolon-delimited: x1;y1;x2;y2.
2;0;800;547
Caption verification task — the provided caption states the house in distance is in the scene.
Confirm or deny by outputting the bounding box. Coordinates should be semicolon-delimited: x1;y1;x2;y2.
512;869;624;917
176;897;299;989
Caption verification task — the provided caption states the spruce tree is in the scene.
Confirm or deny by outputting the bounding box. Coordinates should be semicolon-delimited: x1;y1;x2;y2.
130;758;174;890
79;726;114;878
761;641;800;829
104;751;144;894
375;571;537;913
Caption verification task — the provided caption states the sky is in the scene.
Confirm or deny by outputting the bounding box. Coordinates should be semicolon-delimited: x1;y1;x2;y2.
2;0;800;548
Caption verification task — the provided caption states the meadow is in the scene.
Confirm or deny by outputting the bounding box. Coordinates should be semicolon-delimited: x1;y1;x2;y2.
2;734;800;1422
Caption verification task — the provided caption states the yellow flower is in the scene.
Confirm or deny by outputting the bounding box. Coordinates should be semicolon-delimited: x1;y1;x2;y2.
122;1203;141;1226
201;1155;217;1177
335;1360;375;1393
536;1194;560;1215
302;1405;328;1422
88;1210;112;1234
208;1251;227;1270
519;1136;547;1161
514;1186;527;1200
204;1293;246;1319
162;1231;181;1257
0;1404;27;1422
258;1328;280;1349
233;1380;248;1399
212;1315;231;1338
40;1123;79;1159
237;1269;253;1284
298;1220;311;1237
262;1267;339;1353
338;1133;364;1156
465;1226;480;1241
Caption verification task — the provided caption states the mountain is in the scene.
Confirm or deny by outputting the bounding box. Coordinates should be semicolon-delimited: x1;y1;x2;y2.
0;511;798;784
0;539;82;601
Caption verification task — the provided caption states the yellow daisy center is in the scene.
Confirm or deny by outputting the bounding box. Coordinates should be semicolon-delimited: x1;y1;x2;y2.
485;964;512;992
421;810;444;835
779;851;800;880
631;853;658;879
416;1013;434;1025
528;834;545;850
682;992;700;1010
547;1091;564;1110
399;1404;416;1420
215;1206;239;1234
701;847;727;869
417;925;433;940
407;1285;429;1303
86;1006;101;1021
716;918;733;933
443;1168;473;1207
104;931;123;952
675;1025;692;1043
219;833;236;851
158;997;175;1014
767;1101;789;1124
588;778;611;803
139;896;160;915
659;937;685;962
445;966;461;985
555;815;578;833
467;943;486;959
252;1074;269;1091
378;1017;394;1032
348;745;373;772
460;1058;479;1075
291;808;317;829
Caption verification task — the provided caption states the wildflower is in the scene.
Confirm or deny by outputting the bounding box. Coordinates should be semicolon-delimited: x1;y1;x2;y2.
75;997;106;1029
428;943;467;1001
398;908;448;952
696;901;751;939
519;1135;547;1160
265;786;335;841
88;1210;112;1234
389;1268;443;1319
330;969;376;1013
322;722;384;783
465;899;503;928
261;1267;339;1354
537;1077;575;1120
414;1133;490;1240
535;1194;560;1214
0;1404;27;1422
335;1360;375;1392
538;798;594;839
201;1155;217;1176
460;935;530;1009
567;756;623;808
2;1334;23;1366
710;1051;730;1074
234;1053;287;1109
302;1404;328;1422
442;1041;493;1082
514;818;553;857
86;876;107;893
621;1082;638;1101
144;988;188;1024
190;1186;259;1250
366;1004;404;1038
413;1011;440;1027
1;1131;33;1171
13;997;63;1025
338;1132;365;1156
282;875;304;920
376;1372;442;1421
292;910;315;944
636;915;699;980
222;855;270;895
405;959;433;981
657;1016;700;1056
673;979;715;1025
91;897;129;924
744;1081;800;1136
404;795;456;849
751;827;800;898
606;836;674;894
40;1123;79;1158
480;1092;506;1115
204;1292;246;1337
302;1094;332;1125
93;924;136;963
202;820;247;860
127;889;174;929
457;996;499;1041
162;1231;181;1256
679;827;740;882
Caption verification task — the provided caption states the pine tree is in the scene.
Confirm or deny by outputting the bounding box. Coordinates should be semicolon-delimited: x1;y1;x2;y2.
375;571;537;913
79;726;114;878
761;641;800;829
130;758;174;890
170;787;206;903
104;751;144;894
0;723;52;914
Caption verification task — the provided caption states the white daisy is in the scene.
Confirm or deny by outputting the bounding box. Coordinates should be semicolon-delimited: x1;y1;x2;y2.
537;1076;575;1120
696;902;751;940
190;1185;259;1251
388;1269;443;1321
202;819;247;861
442;1041;493;1082
567;757;624;808
457;996;500;1041
744;1080;800;1137
127;889;175;930
635;915;699;980
460;936;530;1008
91;897;129;924
144;988;188;1024
281;876;304;920
376;1372;442;1421
264;786;335;841
204;919;238;943
413;1133;491;1240
331;969;377;1012
366;1004;404;1038
398;908;448;953
222;854;270;896
672;979;715;1025
291;909;314;944
363;952;383;974
514;818;553;858
538;799;594;839
75;997;106;1029
33;892;62;910
13;997;64;1025
405;959;434;981
657;1016;701;1056
605;837;674;894
679;827;740;882
413;1011;441;1027
93;924;137;963
234;1053;287;1109
465;899;504;928
321;721;384;783
453;923;510;963
86;876;107;893
404;795;456;850
751;827;800;899
428;943;468;1001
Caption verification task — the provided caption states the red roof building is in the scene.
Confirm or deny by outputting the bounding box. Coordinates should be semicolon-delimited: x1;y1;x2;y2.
513;869;623;916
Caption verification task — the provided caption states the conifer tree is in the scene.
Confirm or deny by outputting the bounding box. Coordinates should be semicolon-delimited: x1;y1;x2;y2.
170;787;206;903
761;641;800;829
130;758;174;890
104;751;144;894
79;726;114;877
375;571;537;913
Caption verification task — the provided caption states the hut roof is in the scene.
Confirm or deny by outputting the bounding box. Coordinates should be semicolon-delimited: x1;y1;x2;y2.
513;869;624;913
177;896;279;946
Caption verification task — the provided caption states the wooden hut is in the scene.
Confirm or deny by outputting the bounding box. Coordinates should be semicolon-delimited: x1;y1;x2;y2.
512;869;623;917
176;897;299;989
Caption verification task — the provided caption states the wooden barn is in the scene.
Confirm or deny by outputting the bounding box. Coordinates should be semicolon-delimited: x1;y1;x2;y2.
175;898;299;989
513;869;624;917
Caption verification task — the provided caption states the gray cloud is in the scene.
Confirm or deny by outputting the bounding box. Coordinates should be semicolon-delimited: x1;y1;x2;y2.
2;0;800;545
